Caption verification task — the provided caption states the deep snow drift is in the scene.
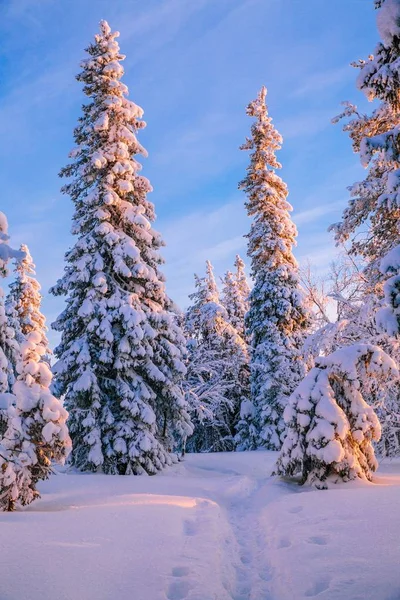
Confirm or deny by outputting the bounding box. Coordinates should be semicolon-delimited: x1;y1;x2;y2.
1;451;400;600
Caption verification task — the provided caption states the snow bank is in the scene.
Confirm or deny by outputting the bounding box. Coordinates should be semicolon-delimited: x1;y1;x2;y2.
262;465;400;599
0;469;236;600
1;452;400;599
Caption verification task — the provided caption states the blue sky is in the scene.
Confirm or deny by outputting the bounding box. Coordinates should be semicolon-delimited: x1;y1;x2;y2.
0;0;378;346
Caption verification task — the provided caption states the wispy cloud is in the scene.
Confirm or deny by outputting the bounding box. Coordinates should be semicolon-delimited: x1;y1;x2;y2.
292;65;353;98
159;197;248;306
279;109;335;140
297;232;341;271
121;0;217;66
293;200;346;226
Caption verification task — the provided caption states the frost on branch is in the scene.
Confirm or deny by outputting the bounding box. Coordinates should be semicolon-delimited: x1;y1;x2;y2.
275;344;398;489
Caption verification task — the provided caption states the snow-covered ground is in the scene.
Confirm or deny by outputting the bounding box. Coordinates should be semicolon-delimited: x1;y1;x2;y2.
1;452;400;600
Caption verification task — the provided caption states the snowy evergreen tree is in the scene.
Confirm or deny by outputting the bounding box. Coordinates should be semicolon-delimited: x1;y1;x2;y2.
0;217;18;448
222;255;250;340
6;244;50;358
50;20;192;475
0;214;23;278
240;86;310;450
330;101;398;287
221;255;253;450
185;261;249;452
0;214;21;510
0;213;70;511
0;214;23;406
275;344;397;489
338;0;400;336
1;332;72;509
303;253;400;457
328;1;400;456
0;293;20;396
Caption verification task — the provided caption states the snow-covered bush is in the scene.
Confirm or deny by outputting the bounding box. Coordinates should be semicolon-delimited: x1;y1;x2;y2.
275;344;398;489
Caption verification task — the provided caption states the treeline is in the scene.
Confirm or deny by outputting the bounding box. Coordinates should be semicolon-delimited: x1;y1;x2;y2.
1;1;400;508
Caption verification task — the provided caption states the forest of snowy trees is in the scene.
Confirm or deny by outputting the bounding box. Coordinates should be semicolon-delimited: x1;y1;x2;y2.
2;0;400;508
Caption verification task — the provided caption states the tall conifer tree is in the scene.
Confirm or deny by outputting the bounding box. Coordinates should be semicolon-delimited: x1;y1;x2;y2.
240;87;309;450
51;21;192;474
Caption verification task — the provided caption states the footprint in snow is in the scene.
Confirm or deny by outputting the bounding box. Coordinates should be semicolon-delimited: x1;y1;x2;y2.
305;576;331;597
260;566;272;582
232;580;252;600
308;535;328;546
172;566;190;578
167;580;191;600
183;520;197;536
278;537;291;549
288;505;303;514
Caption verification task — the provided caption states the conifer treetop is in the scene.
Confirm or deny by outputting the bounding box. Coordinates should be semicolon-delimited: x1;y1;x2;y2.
7;244;48;347
240;86;298;279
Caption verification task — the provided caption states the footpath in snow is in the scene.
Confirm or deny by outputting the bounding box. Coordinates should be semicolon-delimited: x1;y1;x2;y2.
1;451;400;600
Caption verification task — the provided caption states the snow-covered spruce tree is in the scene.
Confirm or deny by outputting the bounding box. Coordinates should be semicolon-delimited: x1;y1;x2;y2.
221;256;254;451
0;213;22;510
50;21;192;475
222;255;250;340
330;101;399;288
185;261;249;452
0;293;20;397
303;253;400;457
240;86;310;450
0;214;71;511
0;214;23;437
328;2;400;455
341;0;400;336
6;244;50;357
275;344;398;489
2;332;72;509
